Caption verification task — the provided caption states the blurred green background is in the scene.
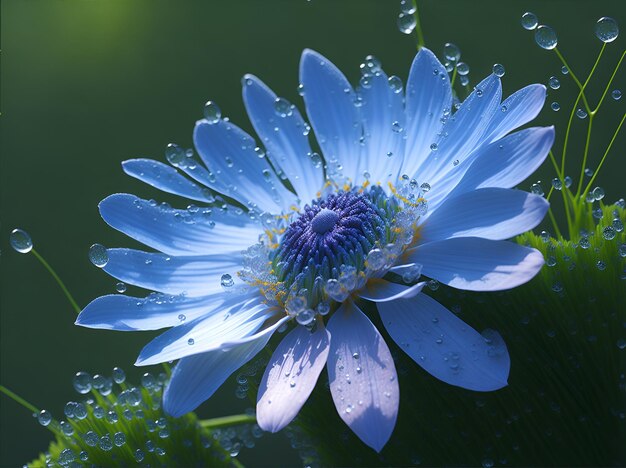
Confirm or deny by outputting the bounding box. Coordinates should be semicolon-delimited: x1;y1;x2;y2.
1;0;624;466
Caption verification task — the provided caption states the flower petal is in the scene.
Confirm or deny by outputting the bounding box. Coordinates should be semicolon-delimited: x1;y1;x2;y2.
77;292;222;331
402;48;452;177
358;69;405;186
417;74;502;185
326;301;399;452
242;74;324;203
102;248;242;297
163;316;290;417
401;237;544;291
194;119;298;213
300;49;362;182
484;84;547;142
256;323;330;433
378;293;510;391
99;194;261;256
122;159;211;202
419;188;549;243
449;126;555;196
135;292;276;365
359;280;426;302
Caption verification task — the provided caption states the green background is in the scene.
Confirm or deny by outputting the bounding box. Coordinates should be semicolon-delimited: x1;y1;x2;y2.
1;0;624;466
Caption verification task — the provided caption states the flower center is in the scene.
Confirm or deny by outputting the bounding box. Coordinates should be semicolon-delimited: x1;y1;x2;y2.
239;181;429;325
311;208;340;234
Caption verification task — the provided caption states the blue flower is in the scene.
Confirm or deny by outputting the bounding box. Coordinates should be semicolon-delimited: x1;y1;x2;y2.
77;48;553;452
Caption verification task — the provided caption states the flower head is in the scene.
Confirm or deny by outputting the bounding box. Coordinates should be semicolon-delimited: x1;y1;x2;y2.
77;47;553;451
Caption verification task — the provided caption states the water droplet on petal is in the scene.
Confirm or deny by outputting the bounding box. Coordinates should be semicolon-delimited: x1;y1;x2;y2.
274;98;293;118
9;228;33;253
221;273;234;288
492;63;505;77
165;143;185;165
388;75;403;93
203;101;221;124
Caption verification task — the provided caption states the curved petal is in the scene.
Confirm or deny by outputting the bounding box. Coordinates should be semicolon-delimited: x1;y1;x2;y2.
300;49;362;182
76;290;241;331
99;194;261;256
401;48;452;177
135;292;276;365
417;74;502;185
194;119;298;213
358;69;405;187
122;159;212;203
257;323;330;433
378;293;510;391
102;248;242;297
419;188;549;243
326;301;399;452
402;237;544;291
359;280;426;302
448;126;555;197
163;316;290;417
242;74;324;203
484;84;547;142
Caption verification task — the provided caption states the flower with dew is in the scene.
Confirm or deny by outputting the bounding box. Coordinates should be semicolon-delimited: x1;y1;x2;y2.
77;47;553;451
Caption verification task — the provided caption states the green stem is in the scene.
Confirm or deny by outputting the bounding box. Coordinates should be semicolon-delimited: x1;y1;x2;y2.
575;114;594;198
0;384;39;414
31;248;81;314
450;65;458;90
411;0;425;49
554;46;602;114
593;49;625;114
199;414;257;429
547;207;563;239
582;112;626;196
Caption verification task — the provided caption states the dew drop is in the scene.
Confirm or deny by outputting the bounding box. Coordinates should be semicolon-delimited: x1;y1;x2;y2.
492;63;505;77
178;313;186;322
114;432;126;447
203;101;221;124
388;75;403;93
561;65;569;75
551;102;560;112
397;13;416;34
165;143;185;165
221;273;234;288
37;410;52;426
391;121;403;133
593;186;605;200
602;226;616;240
9;228;33;254
187;338;195;346
399;0;416;14
612;89;622;100
548;76;560;89
430;143;438;151
89;243;108;268
297;84;305;96
576;108;588;119
443;43;461;62
595;17;619;43
112;367;126;384
551;178;562;190
521;12;539;30
456;62;470;76
535;25;558;50
73;371;92;394
274;97;293;118
115;282;127;293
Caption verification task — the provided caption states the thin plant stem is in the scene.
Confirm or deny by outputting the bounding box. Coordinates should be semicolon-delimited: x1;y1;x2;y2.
0;384;39;414
199;414;257;429
31;248;81;314
582;112;626;196
593;50;625;114
411;0;425;49
575;115;595;198
554;46;604;114
548;150;562;178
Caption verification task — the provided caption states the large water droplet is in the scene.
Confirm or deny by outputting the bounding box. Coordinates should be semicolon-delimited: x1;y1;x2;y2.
595;17;619;43
535;25;558;50
203;101;221;124
165;143;185;165
521;12;539;30
38;410;52;426
456;62;470;76
397;13;416;34
73;371;92;394
89;243;108;268
9;228;33;253
443;43;461;62
548;76;560;89
551;101;560;112
112;367;126;384
492;63;505;77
